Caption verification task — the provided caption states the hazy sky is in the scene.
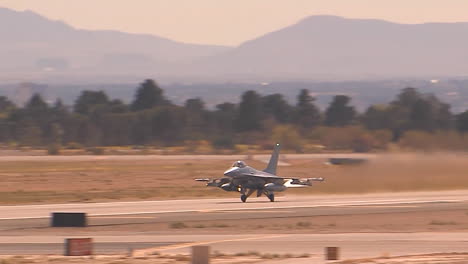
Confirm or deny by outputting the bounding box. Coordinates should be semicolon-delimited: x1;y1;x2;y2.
2;0;468;46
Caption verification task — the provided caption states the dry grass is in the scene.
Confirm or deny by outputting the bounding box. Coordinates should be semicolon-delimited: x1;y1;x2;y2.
1;153;468;204
0;159;231;204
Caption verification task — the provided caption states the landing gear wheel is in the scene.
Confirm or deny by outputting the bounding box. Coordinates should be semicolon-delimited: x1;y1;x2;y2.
241;194;247;203
268;193;275;202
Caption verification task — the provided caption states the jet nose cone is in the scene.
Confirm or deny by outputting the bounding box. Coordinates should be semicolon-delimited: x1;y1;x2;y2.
224;167;238;177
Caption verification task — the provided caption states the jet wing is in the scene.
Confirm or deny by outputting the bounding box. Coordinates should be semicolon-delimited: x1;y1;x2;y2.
237;172;283;179
236;173;324;185
236;172;299;180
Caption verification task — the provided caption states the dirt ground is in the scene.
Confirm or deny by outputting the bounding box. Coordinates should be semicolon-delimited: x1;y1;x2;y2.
1;153;468;205
334;253;468;264
1;252;468;264
0;254;292;264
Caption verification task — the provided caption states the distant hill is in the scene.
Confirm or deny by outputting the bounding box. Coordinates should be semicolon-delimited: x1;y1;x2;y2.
190;15;468;81
2;9;468;82
0;8;229;78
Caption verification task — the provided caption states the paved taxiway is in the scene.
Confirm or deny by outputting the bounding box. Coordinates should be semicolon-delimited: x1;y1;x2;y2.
2;190;468;261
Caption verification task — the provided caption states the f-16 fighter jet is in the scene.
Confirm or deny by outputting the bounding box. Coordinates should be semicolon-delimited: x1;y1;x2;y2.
196;143;323;202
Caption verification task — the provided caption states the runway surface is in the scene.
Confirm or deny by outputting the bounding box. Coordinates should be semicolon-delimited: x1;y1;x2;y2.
1;190;466;220
2;190;468;261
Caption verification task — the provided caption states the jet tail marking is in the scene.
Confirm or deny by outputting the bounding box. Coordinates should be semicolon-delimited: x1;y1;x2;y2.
263;143;280;175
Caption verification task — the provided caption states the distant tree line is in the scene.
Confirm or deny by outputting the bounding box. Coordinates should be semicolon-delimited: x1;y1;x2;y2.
1;79;468;152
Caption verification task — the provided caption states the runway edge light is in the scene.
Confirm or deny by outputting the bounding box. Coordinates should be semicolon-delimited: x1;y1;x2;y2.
326;247;339;260
192;245;210;264
65;238;93;256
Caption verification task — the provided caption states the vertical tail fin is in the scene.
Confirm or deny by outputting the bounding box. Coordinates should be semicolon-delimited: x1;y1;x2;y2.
263;143;281;175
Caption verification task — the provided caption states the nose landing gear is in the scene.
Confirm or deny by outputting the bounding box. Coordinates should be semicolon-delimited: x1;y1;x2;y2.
241;194;247;202
240;188;255;203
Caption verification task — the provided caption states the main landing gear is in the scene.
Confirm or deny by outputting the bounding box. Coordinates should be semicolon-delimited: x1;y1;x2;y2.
267;193;275;202
240;189;276;202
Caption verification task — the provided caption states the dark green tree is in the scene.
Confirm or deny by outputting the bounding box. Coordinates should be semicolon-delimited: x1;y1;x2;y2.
325;95;356;126
17;122;42;146
41;99;69;145
391;88;452;133
184;98;207;139
0;96;16;142
25;94;51;144
362;105;391;130
108;99;129;114
130;110;154;145
410;98;435;131
214;102;236;132
427;95;452;130
0;96;15;113
236;90;262;131
184;98;205;112
151;106;185;144
393;87;420;107
25;93;48;113
50;99;69;122
261;93;292;123
456;110;468;133
100;113;135;146
131;79;168;111
293;89;321;128
74;91;109;115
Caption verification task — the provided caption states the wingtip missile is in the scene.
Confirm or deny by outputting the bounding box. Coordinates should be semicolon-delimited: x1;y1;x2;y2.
194;178;211;182
308;177;325;182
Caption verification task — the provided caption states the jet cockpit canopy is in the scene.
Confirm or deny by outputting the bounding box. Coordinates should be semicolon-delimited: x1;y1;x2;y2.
232;160;247;168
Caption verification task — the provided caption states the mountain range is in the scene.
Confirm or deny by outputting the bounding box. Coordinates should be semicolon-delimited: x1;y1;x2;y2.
2;7;468;83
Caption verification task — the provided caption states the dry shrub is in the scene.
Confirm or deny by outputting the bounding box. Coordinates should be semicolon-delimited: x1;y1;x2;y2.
47;144;61;155
169;222;188;229
308;126;391;152
271;125;304;152
399;131;468;151
184;140;214;154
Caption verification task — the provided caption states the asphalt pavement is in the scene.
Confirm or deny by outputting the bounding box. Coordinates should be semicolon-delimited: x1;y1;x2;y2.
1;191;468;262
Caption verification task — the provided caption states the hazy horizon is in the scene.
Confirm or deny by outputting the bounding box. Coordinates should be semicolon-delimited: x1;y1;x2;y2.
2;0;468;46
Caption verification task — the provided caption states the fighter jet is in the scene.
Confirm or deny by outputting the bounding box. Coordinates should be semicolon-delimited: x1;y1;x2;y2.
196;143;324;202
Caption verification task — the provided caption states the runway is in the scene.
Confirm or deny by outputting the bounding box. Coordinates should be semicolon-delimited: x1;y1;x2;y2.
1;190;468;261
1;190;466;220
